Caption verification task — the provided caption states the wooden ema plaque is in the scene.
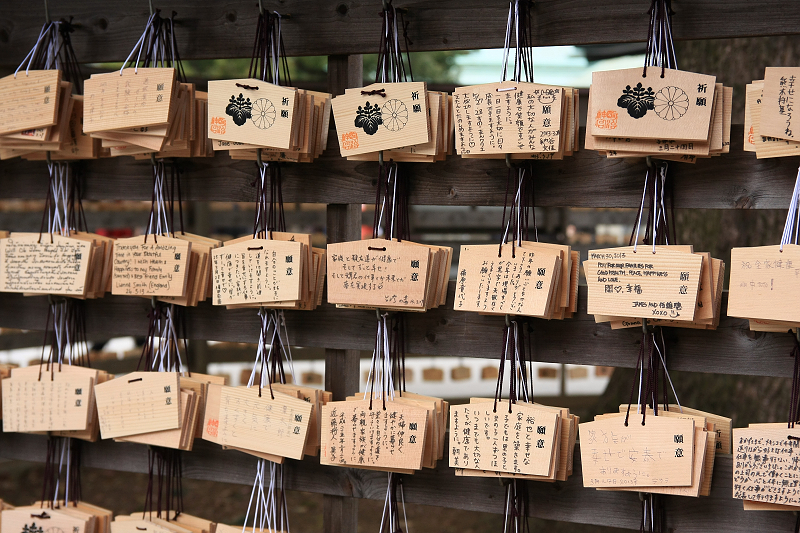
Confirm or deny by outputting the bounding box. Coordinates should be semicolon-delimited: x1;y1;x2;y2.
0;233;91;296
579;415;695;488
111;236;191;297
83;68;176;133
1;372;93;433
1;507;88;533
590;68;715;141
584;248;702;322
453;81;563;155
217;385;312;461
449;401;560;477
327;239;430;310
320;399;429;471
732;426;800;507
207;79;297;149
728;245;800;322
0;70;62;134
211;238;303;305
332;82;430;156
455;243;560;317
759;68;800;142
94;372;181;439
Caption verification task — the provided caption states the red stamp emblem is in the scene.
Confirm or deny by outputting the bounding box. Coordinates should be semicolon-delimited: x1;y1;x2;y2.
210;116;227;135
206;418;219;437
341;131;359;150
595;110;618;130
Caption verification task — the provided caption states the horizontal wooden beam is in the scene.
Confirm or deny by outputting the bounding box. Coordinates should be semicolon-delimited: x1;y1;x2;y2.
0;433;791;532
0;126;794;209
1;1;799;64
0;286;793;379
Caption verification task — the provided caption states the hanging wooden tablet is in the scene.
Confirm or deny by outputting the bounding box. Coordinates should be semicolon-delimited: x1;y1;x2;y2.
449;400;559;476
332;82;429;156
454;243;560;317
0;233;92;296
326;238;431;310
93;371;181;439
111;235;191;298
320;399;429;471
583;248;702;322
208;79;297;150
1;372;93;432
579;414;695;488
732;426;800;507
728;244;800;323
0;70;63;134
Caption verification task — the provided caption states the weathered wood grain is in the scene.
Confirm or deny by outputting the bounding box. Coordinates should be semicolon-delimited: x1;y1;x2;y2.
0;433;793;532
0;127;794;209
2;1;800;64
0;287;793;378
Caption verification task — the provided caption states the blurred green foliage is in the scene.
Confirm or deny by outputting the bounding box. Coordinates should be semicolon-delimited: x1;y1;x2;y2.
177;51;469;85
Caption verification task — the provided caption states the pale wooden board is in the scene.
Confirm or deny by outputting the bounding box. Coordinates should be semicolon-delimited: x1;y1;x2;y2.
591;68;715;141
583;250;702;321
449;401;559;477
729;244;800;322
327;239;430;309
218;385;312;460
0;70;61;134
320;399;428;471
759;67;800;142
453;81;563;155
0;233;92;296
94;371;181;439
207;79;296;149
1;507;88;533
1;375;92;432
733;426;800;506
111;235;191;297
579;415;695;488
83;69;175;133
332;82;430;156
454;243;560;317
211;238;303;305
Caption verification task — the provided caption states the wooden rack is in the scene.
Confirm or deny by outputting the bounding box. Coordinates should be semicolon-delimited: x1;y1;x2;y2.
1;1;800;531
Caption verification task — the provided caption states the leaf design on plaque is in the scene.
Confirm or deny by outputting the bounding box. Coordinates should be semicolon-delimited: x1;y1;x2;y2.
250;98;276;130
226;93;253;126
617;83;655;119
653;86;689;121
381;99;409;132
355;101;383;135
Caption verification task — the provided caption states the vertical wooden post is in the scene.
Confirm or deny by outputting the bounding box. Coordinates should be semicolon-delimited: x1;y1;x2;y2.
322;53;363;533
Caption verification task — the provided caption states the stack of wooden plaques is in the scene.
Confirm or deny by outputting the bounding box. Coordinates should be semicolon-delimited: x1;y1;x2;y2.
201;382;316;463
454;242;578;319
82;68;210;158
18;95;102;160
1;501;114;533
319;392;446;473
453;81;579;161
579;409;718;497
732;423;800;510
0;71;99;160
332;82;450;162
110;513;215;533
744;68;800;158
111;235;195;299
92;371;190;451
585;68;732;163
207;79;331;163
451;399;578;483
728;244;800;332
155;233;222;307
0;232;115;299
211;233;324;310
1;364;110;440
326;238;451;312
583;245;725;329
